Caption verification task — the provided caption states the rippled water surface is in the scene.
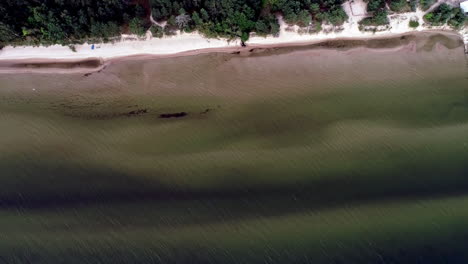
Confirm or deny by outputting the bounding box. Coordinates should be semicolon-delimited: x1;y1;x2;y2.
0;32;467;263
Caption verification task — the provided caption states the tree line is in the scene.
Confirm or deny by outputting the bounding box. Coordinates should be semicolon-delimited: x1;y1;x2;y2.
0;0;349;48
424;3;466;29
360;0;466;28
0;0;150;48
150;0;348;42
1;0;465;49
360;0;417;26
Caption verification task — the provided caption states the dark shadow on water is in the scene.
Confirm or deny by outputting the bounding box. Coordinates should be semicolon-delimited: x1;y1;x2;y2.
1;153;468;221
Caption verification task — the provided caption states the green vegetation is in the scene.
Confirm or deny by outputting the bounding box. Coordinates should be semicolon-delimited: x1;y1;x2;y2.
420;0;437;11
360;9;389;26
150;25;164;38
314;4;349;26
0;0;351;47
409;20;420;28
0;0;148;47
359;0;389;26
359;0;389;27
424;4;467;29
359;0;466;29
129;17;149;37
150;0;347;42
366;0;386;12
410;0;419;11
359;0;423;28
389;0;411;12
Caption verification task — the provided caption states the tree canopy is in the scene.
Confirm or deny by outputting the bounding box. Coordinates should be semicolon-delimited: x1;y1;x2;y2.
0;0;381;48
424;4;467;29
0;0;146;47
150;0;348;42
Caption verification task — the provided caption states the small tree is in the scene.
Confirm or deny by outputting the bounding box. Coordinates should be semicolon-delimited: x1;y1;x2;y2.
448;8;467;29
0;22;18;44
297;10;311;27
420;0;436;10
240;31;249;43
150;25;164;38
255;20;268;34
192;12;203;26
410;0;418;11
310;3;320;15
389;0;409;12
409;20;419;28
200;8;210;21
129;18;147;37
176;14;192;29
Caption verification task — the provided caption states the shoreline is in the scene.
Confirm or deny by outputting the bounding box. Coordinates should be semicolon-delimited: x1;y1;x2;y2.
1;0;467;73
0;29;463;74
1;0;467;72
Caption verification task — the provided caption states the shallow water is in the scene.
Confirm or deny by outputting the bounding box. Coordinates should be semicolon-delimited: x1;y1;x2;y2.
0;32;467;263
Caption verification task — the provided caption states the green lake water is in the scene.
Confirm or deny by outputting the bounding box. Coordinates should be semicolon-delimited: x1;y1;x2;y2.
0;32;467;263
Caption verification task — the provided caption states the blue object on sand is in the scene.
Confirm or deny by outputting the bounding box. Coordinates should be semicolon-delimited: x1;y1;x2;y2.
91;44;95;50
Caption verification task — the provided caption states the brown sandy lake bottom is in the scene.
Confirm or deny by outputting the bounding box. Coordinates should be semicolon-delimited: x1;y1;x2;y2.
0;32;467;263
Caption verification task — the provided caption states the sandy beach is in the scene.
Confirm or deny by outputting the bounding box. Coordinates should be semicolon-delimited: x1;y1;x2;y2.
0;30;461;74
0;0;465;73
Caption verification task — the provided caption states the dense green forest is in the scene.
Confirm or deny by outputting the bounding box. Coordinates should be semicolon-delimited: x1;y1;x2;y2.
150;0;348;42
359;0;389;26
0;0;347;47
424;4;466;29
0;0;148;48
359;0;466;27
359;0;418;26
